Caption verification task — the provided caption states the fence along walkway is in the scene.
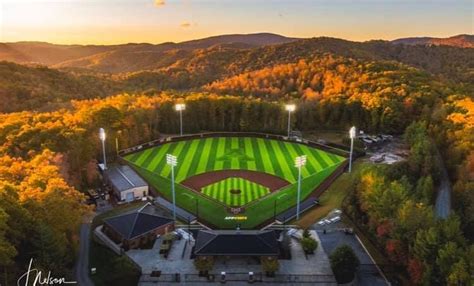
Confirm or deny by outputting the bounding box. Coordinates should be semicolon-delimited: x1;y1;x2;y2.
139;272;337;284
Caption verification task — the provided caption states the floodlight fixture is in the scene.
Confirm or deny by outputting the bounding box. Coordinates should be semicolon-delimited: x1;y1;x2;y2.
99;128;106;141
295;155;307;168
166;154;178;167
349;126;356;139
175;103;186;111
285;104;296;112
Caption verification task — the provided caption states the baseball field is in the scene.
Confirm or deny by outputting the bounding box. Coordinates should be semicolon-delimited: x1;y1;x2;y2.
124;136;346;228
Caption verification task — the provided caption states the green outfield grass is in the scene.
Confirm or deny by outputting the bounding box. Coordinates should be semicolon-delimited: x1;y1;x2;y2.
202;177;270;206
124;136;346;228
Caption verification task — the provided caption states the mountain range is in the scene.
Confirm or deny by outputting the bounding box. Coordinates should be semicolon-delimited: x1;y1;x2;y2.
0;33;472;73
392;34;474;48
0;33;473;113
0;33;297;71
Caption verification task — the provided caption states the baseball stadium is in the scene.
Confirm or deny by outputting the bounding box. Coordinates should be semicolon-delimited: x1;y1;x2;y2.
122;133;348;229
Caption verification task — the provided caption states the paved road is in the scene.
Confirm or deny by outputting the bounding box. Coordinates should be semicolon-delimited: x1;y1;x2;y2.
75;223;94;286
434;151;451;219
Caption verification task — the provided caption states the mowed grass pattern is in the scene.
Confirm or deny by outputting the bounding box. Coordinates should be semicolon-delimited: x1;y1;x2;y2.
124;137;347;228
125;137;345;183
202;177;270;206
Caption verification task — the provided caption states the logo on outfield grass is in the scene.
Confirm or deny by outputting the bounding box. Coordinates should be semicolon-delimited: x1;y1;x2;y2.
217;148;254;162
224;216;247;221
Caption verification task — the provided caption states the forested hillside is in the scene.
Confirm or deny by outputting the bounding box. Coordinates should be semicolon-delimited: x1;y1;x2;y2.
0;61;118;112
0;90;472;284
1;36;472;113
392;34;474;48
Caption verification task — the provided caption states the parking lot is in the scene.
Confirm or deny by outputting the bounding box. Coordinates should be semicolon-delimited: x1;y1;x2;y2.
313;220;388;286
311;209;388;285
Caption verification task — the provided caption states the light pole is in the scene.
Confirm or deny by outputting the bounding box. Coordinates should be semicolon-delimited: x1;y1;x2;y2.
285;104;296;138
294;155;307;220
175;103;186;136
115;130;122;155
349;126;356;173
99;128;107;170
166;154;178;221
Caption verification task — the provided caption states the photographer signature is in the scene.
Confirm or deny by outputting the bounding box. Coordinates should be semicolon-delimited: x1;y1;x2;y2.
17;259;77;286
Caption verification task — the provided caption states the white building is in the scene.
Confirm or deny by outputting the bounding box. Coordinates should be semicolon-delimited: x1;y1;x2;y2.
105;165;149;202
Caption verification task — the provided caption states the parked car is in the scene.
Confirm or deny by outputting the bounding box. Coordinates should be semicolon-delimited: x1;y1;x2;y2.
330;216;341;223
317;220;326;226
343;228;354;235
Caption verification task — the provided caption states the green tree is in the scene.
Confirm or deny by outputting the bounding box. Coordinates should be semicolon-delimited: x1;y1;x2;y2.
0;208;16;267
261;256;279;276
301;237;318;254
193;256;214;275
30;222;70;276
329;245;360;284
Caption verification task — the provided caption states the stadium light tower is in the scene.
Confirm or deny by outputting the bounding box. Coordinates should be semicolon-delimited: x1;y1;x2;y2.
99;128;107;170
166;154;178;221
294;155;307;220
175;103;186;136
349;126;356;173
285;104;296;138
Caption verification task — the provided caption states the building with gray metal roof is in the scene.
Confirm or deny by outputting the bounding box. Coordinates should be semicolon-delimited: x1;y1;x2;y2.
104;165;149;202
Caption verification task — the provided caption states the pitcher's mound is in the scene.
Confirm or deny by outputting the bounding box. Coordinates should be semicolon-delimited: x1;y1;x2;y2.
230;189;241;195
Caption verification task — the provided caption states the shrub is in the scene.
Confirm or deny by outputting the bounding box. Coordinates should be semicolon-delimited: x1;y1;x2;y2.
329;245;360;283
194;256;214;274
301;237;318;254
302;229;311;238
261;256;279;276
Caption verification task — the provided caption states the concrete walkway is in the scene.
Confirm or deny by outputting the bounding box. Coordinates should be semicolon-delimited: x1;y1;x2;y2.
129;229;336;285
279;230;334;276
127;235;196;274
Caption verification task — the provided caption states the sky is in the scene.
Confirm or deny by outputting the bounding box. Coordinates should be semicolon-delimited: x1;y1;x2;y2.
0;0;472;45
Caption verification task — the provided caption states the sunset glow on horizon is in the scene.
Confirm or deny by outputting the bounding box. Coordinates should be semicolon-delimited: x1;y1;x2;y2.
1;0;472;45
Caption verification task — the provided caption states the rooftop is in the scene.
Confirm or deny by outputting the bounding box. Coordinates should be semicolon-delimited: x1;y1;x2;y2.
105;164;147;192
104;208;173;240
194;230;279;256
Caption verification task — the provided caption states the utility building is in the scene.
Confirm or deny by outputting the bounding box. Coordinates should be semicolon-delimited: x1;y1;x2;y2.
105;165;149;202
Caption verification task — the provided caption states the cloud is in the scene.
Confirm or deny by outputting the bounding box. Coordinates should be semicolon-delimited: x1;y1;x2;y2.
180;21;191;28
154;0;165;7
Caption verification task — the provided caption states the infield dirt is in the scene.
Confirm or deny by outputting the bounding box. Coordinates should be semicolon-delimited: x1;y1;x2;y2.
180;169;290;192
